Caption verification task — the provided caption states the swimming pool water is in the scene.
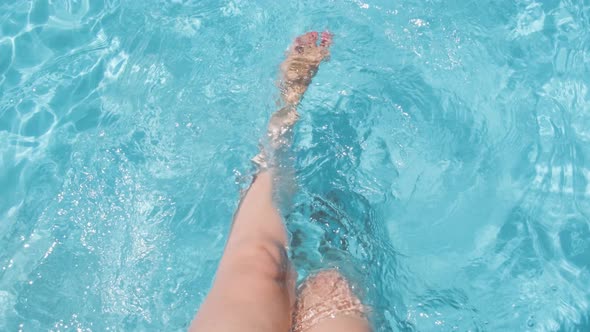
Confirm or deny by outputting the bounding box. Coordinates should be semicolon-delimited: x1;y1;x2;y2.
1;0;590;330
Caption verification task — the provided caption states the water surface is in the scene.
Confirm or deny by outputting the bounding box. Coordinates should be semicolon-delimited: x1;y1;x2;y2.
1;0;590;330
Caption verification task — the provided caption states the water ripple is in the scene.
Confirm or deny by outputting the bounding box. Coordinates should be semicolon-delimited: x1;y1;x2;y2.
1;0;590;330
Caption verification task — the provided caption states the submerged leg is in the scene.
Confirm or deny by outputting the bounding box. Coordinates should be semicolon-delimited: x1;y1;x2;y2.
190;31;332;332
292;270;371;332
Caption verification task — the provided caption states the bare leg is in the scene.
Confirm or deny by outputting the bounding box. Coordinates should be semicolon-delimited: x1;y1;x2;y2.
190;31;332;332
279;33;371;332
293;270;371;332
190;170;294;332
255;30;333;164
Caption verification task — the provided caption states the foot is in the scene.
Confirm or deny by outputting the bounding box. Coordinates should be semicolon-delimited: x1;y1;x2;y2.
280;31;333;105
253;31;332;170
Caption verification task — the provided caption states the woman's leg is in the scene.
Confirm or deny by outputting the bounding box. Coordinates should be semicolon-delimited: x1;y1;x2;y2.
283;32;371;332
190;31;332;332
190;170;294;332
292;270;371;332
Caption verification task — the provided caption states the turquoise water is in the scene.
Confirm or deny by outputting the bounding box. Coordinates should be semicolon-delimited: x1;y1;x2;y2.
1;0;590;330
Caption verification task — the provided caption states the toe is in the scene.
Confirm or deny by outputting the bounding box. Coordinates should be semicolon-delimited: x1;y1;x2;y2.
320;30;333;48
304;31;319;45
296;31;319;47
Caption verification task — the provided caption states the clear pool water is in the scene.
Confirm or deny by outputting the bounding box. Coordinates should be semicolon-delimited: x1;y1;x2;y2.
1;0;590;331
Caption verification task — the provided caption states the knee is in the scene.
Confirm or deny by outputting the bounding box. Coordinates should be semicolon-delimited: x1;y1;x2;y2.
221;239;292;283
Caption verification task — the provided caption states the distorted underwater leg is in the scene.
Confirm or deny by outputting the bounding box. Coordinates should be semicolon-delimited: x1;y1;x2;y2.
190;31;332;332
292;270;371;332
